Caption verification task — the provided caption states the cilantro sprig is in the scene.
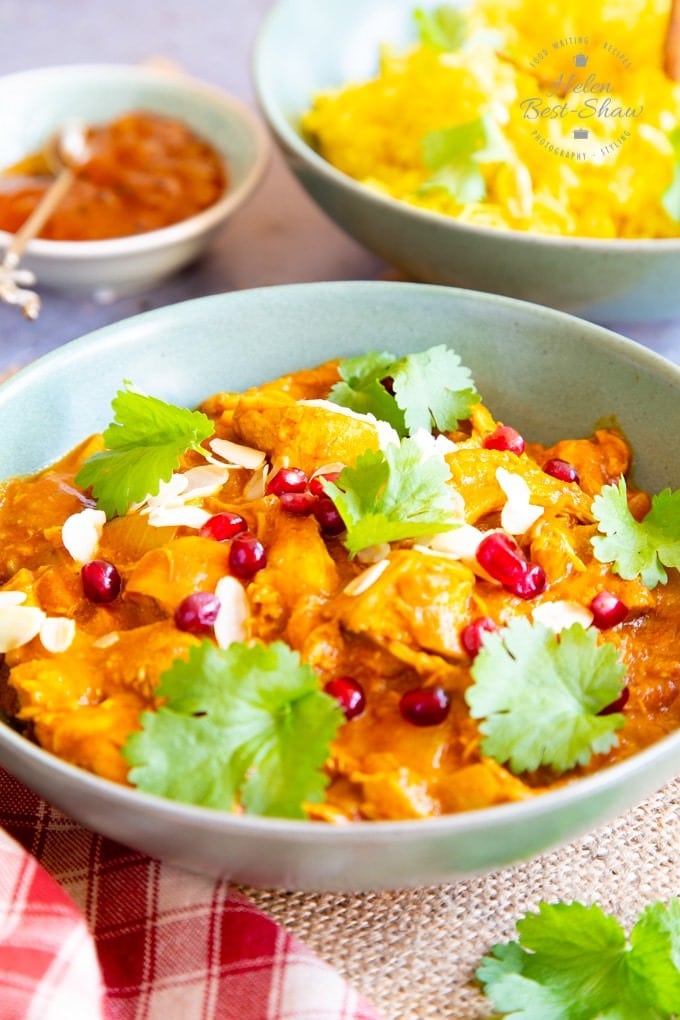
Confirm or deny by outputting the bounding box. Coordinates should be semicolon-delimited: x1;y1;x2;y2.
322;436;461;557
420;113;507;203
592;478;680;588
123;640;343;819
465;618;626;774
329;345;479;436
75;386;214;518
478;899;680;1019
414;4;468;51
662;126;680;223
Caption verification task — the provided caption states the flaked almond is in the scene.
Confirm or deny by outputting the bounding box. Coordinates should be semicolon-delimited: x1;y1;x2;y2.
147;505;211;529
181;463;230;497
62;507;107;563
213;575;249;648
343;558;390;596
533;600;594;633
357;543;391;565
244;466;267;501
426;523;485;560
92;632;120;649
0;605;46;653
209;437;266;470
496;467;544;535
40;617;76;653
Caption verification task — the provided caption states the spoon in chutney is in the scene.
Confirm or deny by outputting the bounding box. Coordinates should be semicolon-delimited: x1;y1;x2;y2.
0;120;89;320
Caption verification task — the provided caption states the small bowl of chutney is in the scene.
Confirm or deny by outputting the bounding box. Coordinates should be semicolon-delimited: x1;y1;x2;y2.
0;64;270;299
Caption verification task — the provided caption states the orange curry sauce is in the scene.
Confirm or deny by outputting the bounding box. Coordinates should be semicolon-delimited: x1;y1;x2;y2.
0;111;227;240
0;359;678;821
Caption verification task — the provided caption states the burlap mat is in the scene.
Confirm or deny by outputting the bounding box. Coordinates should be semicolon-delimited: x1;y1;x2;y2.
243;776;680;1019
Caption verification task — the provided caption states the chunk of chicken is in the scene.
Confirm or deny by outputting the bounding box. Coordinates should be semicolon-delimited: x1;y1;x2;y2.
9;621;199;783
326;549;475;674
232;400;385;476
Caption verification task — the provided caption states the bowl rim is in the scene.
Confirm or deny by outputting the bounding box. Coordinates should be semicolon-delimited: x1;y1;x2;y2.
1;662;679;843
253;0;680;254
0;62;271;259
1;279;679;846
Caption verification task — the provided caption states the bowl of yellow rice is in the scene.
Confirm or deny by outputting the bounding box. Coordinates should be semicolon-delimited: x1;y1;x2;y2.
254;0;680;321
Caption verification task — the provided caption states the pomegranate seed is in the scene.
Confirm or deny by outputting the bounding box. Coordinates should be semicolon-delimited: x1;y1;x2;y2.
280;491;318;516
324;676;366;720
476;532;546;599
599;685;630;716
483;425;525;456
174;592;220;634
309;471;341;497
511;562;547;599
228;533;267;579
476;532;527;586
399;687;450;727
461;616;498;658
543;458;580;484
590;590;629;630
199;511;247;541
266;467;308;496
81;560;121;603
314;497;345;536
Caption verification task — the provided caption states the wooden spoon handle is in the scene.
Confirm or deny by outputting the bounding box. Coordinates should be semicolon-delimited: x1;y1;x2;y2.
1;166;75;269
665;0;680;80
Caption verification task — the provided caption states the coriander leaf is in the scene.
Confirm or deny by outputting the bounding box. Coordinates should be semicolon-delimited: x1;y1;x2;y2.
329;346;480;436
328;350;406;432
390;344;479;433
592;478;680;588
476;940;572;1020
332;350;396;389
75;387;214;518
123;640;343;819
420;114;507;203
414;4;468;50
477;899;680;1019
662;127;680;222
628;899;680;1013
465;618;626;774
322;437;460;557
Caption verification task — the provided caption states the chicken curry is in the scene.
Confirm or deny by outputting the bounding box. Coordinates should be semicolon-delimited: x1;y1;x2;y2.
0;348;678;821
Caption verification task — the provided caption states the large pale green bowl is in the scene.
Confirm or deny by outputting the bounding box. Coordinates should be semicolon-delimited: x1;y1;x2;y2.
0;282;678;891
254;0;680;321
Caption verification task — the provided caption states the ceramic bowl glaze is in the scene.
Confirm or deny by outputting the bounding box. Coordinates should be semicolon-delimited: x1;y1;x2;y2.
0;282;678;891
254;0;680;321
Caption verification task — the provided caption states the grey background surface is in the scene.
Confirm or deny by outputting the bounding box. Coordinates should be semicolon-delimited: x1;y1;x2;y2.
0;0;678;369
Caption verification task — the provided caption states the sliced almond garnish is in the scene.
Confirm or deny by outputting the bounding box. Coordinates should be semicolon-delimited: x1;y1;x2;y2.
357;543;391;565
147;505;211;529
62;507;107;563
496;467;544;535
40;617;76;653
0;605;46;653
209;437;266;470
213;575;249;648
92;632;120;649
533;600;594;633
343;558;391;596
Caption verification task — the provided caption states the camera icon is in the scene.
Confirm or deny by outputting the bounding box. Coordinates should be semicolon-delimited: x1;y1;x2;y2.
573;128;589;139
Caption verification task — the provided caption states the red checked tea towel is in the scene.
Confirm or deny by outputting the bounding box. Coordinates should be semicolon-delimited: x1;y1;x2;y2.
0;767;382;1020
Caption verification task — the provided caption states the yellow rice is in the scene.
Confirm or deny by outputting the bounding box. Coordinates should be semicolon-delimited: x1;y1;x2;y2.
301;0;680;238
